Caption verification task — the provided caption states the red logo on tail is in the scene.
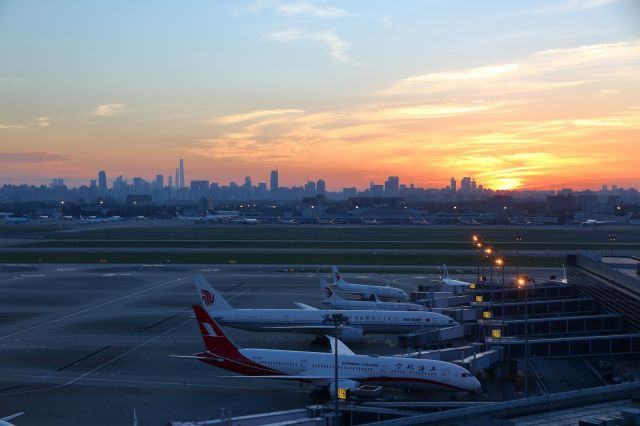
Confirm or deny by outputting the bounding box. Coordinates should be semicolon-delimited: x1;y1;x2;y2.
324;286;333;298
201;289;215;306
335;272;341;281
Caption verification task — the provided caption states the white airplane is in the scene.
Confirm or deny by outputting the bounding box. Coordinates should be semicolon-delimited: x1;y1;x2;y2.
0;412;23;426
321;279;426;311
572;219;617;227
184;304;481;395
231;217;259;224
438;265;473;287
193;275;457;343
331;266;408;301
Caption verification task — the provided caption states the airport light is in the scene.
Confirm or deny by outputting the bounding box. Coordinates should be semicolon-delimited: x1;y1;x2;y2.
495;257;506;338
608;234;617;256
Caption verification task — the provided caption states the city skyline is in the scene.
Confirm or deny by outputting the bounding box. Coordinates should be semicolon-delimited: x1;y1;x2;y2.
1;1;639;190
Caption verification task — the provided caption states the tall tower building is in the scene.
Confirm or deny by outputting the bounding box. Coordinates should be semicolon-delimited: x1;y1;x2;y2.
168;175;173;189
450;177;457;193
175;168;179;189
270;170;279;194
179;159;185;189
460;177;472;193
385;176;399;196
316;179;326;195
98;170;107;193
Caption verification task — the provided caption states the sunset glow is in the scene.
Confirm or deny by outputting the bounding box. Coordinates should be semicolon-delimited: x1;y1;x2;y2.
1;1;639;190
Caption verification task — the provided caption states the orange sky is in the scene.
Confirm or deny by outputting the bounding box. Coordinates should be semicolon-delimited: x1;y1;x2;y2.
1;2;639;191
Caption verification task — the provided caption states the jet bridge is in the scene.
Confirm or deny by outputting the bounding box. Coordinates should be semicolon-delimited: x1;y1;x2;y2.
486;333;640;359
476;297;597;318
481;314;625;338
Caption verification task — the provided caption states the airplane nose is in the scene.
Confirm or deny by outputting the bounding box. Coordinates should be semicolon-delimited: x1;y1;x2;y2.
470;377;481;391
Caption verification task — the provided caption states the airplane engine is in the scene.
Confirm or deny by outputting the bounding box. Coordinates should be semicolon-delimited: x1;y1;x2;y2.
339;327;364;344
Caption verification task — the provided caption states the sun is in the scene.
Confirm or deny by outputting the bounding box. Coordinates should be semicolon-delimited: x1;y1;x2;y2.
490;177;523;191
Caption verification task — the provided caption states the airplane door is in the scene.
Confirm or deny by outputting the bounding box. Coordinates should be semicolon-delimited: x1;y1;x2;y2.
442;369;450;383
300;359;307;373
381;364;389;377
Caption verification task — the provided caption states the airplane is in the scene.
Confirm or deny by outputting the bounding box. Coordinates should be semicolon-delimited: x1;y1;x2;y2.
409;218;433;225
0;412;24;426
193;275;457;343
231;217;259;224
573;219;617;227
79;215;123;224
183;304;481;396
321;279;426;311
331;266;408;301
278;217;296;224
437;265;473;288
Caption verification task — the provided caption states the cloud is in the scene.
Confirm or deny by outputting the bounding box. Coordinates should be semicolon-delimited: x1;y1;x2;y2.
0;124;27;129
381;40;640;96
216;109;304;124
0;152;72;163
265;28;365;65
250;1;347;18
94;103;126;116
275;2;346;18
34;117;51;127
534;0;619;14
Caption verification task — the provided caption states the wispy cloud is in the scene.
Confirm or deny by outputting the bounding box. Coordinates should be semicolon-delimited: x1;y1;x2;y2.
0;123;27;129
250;1;347;18
266;28;365;65
94;103;126;116
0;152;72;163
381;40;640;96
534;0;619;14
34;117;51;127
216;109;304;124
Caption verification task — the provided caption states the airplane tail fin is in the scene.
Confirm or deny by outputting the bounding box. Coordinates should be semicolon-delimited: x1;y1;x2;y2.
192;274;234;312
320;278;338;301
442;264;450;279
0;412;24;423
192;304;240;357
332;265;344;283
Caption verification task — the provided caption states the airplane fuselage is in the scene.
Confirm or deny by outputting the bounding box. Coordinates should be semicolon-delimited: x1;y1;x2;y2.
322;299;426;311
336;281;407;300
212;308;456;334
199;347;480;392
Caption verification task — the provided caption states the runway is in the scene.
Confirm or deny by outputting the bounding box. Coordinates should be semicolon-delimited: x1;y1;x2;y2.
0;264;557;424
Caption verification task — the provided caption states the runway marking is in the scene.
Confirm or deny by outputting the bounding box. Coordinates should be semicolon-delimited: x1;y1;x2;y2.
0;373;309;393
0;275;186;342
0;316;193;396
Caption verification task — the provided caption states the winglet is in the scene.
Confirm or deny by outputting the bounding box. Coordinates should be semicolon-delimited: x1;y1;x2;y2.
332;265;342;283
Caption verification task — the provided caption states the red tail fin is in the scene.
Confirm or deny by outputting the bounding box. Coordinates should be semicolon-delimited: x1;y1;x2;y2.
192;304;240;357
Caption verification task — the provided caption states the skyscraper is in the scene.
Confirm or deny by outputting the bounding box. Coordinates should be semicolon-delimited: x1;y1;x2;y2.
168;175;173;189
460;177;472;193
175;168;179;190
179;159;185;189
450;177;457;193
317;179;326;195
385;176;399;196
98;170;107;193
270;170;279;194
155;174;163;189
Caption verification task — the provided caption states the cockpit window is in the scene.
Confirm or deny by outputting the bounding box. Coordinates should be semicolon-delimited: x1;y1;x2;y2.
461;372;472;378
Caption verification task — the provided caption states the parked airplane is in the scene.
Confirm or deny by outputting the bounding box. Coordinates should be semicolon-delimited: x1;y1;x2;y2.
331;266;408;301
193;275;456;343
0;412;23;426
231;217;259;224
437;265;473;287
321;279;426;311
184;304;480;395
573;219;617;227
79;215;124;224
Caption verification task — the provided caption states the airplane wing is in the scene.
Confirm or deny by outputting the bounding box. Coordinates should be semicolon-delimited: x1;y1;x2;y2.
294;303;318;310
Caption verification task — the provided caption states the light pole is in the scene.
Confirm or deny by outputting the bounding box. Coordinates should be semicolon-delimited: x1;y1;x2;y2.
514;235;523;277
324;313;346;423
472;235;482;288
495;257;505;336
517;276;529;397
484;247;493;316
608;234;617;256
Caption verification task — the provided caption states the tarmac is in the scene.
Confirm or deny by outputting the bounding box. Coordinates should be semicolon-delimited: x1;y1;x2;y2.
0;264;594;425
